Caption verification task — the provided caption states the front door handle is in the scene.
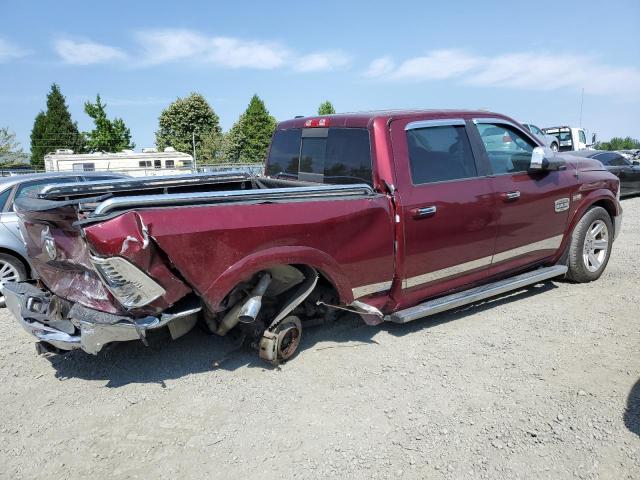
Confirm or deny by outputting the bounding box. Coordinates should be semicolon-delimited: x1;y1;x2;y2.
502;191;521;202
411;205;437;218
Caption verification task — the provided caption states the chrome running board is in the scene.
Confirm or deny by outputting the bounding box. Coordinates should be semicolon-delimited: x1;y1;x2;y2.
385;265;568;324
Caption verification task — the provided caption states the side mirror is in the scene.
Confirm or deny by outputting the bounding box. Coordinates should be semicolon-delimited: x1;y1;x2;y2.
633;160;640;166
529;146;566;171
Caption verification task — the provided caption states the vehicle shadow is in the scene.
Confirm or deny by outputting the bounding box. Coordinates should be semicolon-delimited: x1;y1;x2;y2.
44;281;558;388
625;378;640;437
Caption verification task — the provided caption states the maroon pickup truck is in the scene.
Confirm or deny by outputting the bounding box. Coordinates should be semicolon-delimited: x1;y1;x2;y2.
6;110;622;364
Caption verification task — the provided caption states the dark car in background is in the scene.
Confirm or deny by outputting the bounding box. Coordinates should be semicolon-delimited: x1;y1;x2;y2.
0;172;126;306
563;150;640;197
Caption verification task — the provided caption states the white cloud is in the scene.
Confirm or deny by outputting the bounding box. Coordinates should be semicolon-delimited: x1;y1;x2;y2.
364;56;395;78
136;29;289;69
294;50;351;72
366;49;640;99
394;50;482;80
0;38;30;63
54;39;127;65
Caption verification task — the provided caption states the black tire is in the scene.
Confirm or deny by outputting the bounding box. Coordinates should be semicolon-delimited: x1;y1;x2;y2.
566;206;613;283
0;253;28;308
550;143;559;152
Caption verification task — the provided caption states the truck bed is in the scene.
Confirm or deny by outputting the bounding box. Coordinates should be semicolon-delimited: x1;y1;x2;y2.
16;172;375;222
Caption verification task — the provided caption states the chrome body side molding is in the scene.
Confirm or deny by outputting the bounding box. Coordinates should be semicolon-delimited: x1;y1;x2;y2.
403;235;564;289
352;280;393;299
387;265;568;324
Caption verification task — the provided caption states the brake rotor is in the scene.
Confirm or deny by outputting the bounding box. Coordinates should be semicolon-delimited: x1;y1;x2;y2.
259;315;302;364
275;316;302;361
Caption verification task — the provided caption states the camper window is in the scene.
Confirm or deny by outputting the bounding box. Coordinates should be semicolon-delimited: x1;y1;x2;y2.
73;163;95;172
154;160;161;169
165;160;175;168
139;160;152;168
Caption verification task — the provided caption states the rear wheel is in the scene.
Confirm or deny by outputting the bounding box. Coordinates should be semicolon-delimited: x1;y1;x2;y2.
566;207;613;283
550;143;559;152
0;253;27;308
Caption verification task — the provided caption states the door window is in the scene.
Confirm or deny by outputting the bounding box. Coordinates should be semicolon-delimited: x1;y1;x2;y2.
0;188;13;212
406;125;477;184
476;123;535;174
528;124;543;136
579;130;587;144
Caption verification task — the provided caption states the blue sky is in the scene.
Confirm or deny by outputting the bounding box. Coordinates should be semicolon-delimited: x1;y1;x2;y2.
1;0;639;152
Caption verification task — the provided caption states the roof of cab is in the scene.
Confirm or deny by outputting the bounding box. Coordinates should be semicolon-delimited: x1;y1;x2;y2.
277;109;511;129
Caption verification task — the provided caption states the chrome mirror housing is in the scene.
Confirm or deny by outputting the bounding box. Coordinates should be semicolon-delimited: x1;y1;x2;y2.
529;146;546;170
529;146;566;172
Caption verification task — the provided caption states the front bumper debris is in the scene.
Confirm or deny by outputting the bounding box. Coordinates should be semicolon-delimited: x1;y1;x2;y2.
4;282;200;355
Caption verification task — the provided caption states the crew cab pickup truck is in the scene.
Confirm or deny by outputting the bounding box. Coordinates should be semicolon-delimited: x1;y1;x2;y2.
5;110;622;364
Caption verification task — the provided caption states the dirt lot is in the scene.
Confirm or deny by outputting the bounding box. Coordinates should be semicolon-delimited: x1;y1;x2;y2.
0;198;638;480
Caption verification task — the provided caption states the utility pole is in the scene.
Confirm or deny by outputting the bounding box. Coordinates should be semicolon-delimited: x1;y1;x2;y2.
192;131;197;173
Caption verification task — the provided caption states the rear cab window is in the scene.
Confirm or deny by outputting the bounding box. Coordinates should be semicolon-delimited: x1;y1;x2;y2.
405;123;477;184
266;128;373;185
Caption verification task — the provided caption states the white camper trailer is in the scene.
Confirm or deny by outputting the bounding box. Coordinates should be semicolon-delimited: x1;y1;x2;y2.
44;148;194;177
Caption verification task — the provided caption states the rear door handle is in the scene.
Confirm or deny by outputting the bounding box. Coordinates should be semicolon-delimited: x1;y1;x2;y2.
411;205;437;218
502;191;521;202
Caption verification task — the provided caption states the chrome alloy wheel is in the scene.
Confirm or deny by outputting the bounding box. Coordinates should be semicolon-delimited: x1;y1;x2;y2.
582;219;609;272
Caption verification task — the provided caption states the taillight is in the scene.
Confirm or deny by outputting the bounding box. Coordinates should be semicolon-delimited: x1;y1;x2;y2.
502;133;512;143
304;118;330;127
90;255;165;308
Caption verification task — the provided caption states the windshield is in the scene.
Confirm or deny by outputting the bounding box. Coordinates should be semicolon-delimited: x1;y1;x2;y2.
266;128;373;185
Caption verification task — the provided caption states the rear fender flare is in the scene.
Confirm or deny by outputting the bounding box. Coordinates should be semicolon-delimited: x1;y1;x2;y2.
203;246;354;310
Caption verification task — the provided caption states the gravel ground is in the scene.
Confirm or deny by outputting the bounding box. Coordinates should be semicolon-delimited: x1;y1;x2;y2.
1;198;639;480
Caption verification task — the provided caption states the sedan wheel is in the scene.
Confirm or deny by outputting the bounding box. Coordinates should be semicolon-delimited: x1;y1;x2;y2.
0;254;27;308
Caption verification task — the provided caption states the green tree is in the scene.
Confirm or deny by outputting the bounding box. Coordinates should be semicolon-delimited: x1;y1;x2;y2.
0;127;21;155
156;93;221;161
83;94;134;152
29;84;84;168
224;95;277;163
318;100;336;115
0;126;28;166
200;130;226;163
597;136;640;151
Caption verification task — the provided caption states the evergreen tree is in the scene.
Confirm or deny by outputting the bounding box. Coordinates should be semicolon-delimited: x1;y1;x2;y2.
84;94;135;152
318;100;336;115
30;113;47;167
29;84;83;168
225;95;276;163
156;93;221;161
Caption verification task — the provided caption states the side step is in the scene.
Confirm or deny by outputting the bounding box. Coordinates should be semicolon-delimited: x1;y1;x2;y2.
385;265;568;324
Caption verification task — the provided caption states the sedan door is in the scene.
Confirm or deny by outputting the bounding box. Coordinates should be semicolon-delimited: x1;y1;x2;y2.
596;153;640;195
390;117;497;309
470;118;573;277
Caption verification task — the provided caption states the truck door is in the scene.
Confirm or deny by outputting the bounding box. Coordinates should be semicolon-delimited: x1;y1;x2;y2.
576;129;587;151
389;118;497;309
469;118;573;277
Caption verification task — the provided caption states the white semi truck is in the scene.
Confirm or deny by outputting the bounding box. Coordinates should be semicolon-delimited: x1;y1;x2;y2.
542;126;596;152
